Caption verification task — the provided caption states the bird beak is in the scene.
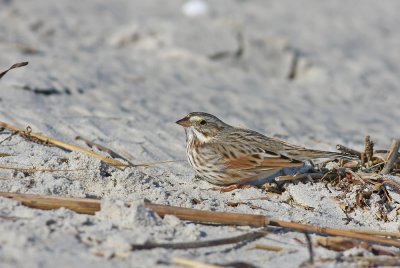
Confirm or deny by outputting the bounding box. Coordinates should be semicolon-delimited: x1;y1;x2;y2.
176;116;192;127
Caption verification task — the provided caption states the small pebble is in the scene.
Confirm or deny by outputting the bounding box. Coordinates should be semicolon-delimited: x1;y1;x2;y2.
182;0;209;17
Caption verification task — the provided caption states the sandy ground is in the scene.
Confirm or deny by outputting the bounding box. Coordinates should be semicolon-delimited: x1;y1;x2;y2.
0;0;400;267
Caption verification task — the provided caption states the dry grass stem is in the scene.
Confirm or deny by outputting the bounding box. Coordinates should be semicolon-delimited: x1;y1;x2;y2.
127;159;185;167
0;165;95;173
351;229;400;239
317;237;360;251
172;257;222;268
0;121;125;169
250;244;283;252
0;192;100;215
0;215;30;221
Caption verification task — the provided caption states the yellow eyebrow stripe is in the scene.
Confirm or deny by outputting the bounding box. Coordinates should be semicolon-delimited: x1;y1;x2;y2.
191;116;202;121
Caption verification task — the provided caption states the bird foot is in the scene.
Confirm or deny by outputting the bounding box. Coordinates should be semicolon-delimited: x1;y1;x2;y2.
209;184;256;192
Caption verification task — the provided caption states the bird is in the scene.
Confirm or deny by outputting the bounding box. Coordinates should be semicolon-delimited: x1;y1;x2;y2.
176;112;351;190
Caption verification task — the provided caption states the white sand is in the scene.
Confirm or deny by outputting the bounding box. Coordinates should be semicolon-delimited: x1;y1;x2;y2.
1;1;400;267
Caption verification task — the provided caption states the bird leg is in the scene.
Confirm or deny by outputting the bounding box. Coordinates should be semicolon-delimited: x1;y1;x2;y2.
209;184;256;192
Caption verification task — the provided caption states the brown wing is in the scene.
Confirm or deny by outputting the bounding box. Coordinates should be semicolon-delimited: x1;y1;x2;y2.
220;148;303;184
225;154;302;169
207;129;304;183
220;127;340;161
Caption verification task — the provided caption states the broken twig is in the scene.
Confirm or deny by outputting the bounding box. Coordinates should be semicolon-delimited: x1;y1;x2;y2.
0;62;28;80
0;192;100;214
304;232;314;265
336;144;361;158
381;139;400;174
351;229;400;239
131;231;265;250
249;244;282;252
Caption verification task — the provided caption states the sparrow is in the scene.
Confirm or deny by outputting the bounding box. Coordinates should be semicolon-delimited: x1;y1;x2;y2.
176;112;350;188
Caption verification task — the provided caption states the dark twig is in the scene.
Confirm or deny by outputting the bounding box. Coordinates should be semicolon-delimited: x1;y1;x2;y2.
336;144;361;158
75;136;135;166
304;232;314;265
131;231;266;250
0;132;18;145
365;136;374;163
381;139;400;174
275;173;331;182
0;62;28;80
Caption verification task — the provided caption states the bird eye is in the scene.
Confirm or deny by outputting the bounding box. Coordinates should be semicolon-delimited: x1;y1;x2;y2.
199;120;207;125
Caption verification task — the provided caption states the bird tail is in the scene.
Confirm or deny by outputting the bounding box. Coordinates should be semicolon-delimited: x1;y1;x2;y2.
284;149;357;161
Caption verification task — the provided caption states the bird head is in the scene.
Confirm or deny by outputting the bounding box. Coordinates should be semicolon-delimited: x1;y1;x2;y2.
176;112;227;142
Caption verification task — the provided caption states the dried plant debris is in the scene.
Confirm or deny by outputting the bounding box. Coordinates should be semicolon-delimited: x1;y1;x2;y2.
3;192;400;248
337;137;400;174
0;62;28;80
20;85;71;96
274;136;400;222
317;236;398;256
315;237;400;267
0;121;126;168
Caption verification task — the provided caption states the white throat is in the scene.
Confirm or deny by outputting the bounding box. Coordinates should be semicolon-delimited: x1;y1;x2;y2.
186;127;211;143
